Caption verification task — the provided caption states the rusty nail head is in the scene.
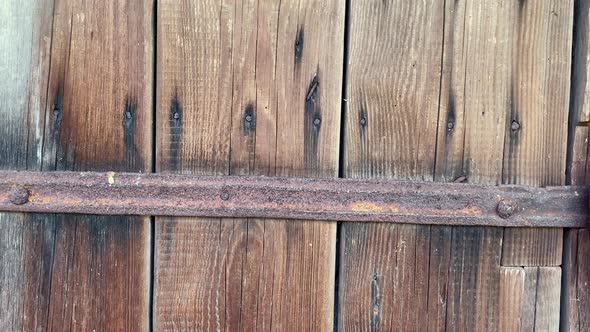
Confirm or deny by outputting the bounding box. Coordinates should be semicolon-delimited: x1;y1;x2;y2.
497;198;518;219
245;114;253;122
313;118;321;126
9;185;30;205
360;117;367;126
220;191;230;201
173;112;180;120
511;120;520;131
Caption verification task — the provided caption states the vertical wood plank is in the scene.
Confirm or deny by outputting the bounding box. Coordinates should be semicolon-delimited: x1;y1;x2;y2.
563;2;590;329
499;267;524;332
521;267;561;331
435;0;511;329
562;229;590;332
0;0;54;329
1;0;153;330
155;0;344;330
338;0;444;330
501;0;573;267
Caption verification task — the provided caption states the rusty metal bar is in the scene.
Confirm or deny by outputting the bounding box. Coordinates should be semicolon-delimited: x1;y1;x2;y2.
0;170;587;227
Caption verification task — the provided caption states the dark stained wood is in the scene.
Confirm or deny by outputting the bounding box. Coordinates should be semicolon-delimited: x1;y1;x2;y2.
0;0;54;329
338;0;444;330
0;0;152;330
501;0;573;267
154;0;344;330
562;13;590;324
562;229;590;332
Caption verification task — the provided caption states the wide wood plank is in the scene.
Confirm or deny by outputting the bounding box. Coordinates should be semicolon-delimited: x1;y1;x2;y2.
154;0;344;330
501;0;573;267
338;0;443;330
0;0;54;329
1;0;153;330
521;267;561;331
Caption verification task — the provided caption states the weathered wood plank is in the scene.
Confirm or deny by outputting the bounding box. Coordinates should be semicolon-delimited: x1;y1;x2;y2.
499;267;525;332
434;0;514;329
338;0;443;330
521;267;561;331
1;0;153;330
501;0;573;267
0;0;54;329
563;72;590;331
562;229;590;332
154;0;344;330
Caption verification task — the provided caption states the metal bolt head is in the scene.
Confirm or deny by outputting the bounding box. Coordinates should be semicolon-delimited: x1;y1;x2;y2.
9;186;29;205
313;118;321;126
511;120;520;131
125;111;133;119
497;199;518;219
447;121;455;130
360;117;367;126
173;112;180;120
245;114;253;122
220;191;230;201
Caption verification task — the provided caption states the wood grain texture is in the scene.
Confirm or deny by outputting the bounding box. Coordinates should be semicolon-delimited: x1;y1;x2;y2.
0;0;152;330
562;101;590;331
569;126;589;185
155;0;344;330
522;267;561;331
435;0;510;329
562;229;590;332
338;0;444;330
499;267;525;332
501;0;573;267
0;0;54;329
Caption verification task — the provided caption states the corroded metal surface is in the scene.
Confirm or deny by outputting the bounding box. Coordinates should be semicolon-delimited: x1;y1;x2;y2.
0;170;587;227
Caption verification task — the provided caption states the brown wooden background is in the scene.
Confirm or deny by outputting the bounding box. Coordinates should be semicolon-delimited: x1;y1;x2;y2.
0;0;588;331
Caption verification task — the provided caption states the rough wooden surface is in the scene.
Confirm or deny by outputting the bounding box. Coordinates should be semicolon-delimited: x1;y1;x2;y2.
522;267;562;331
0;0;152;330
499;267;524;332
154;0;344;330
562;229;590;332
501;0;573;267
338;0;443;330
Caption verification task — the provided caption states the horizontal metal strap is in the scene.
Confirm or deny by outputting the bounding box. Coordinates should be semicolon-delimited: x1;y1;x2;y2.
0;171;587;227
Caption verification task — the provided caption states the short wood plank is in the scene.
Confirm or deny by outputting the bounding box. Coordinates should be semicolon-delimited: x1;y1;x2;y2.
1;0;153;330
338;0;444;330
499;267;525;332
155;0;344;330
501;0;573;267
521;267;561;331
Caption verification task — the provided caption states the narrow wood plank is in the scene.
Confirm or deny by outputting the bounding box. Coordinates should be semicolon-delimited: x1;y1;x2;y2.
0;0;54;329
499;267;525;332
155;0;344;330
434;0;515;329
1;0;152;330
570;126;589;185
521;267;561;331
501;0;573;267
562;229;590;332
562;122;590;331
338;0;443;330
